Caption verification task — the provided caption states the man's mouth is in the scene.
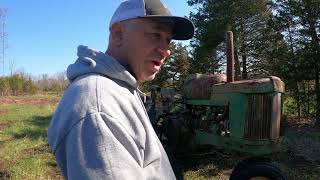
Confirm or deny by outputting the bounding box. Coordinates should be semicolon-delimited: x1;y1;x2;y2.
152;60;162;66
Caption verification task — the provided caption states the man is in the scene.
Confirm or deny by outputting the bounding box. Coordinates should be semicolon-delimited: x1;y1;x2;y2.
48;0;194;179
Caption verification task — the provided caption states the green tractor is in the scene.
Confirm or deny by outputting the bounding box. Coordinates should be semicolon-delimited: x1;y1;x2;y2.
149;32;287;179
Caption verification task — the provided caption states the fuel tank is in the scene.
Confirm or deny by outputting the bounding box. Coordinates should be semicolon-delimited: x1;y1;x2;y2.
182;73;226;100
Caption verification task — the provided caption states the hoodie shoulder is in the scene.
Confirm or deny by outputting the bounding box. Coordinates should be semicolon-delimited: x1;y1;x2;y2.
66;45;138;88
48;73;116;152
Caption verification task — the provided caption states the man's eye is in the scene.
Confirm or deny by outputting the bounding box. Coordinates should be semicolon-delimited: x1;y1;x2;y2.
145;32;171;44
146;33;161;40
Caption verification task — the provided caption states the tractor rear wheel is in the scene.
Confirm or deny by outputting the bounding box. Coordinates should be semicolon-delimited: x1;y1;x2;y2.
229;161;287;180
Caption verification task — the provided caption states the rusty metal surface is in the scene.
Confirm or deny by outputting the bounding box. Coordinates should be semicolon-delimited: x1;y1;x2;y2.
244;93;273;140
182;73;226;100
270;93;281;139
244;93;281;140
212;76;285;94
269;76;285;93
226;31;234;82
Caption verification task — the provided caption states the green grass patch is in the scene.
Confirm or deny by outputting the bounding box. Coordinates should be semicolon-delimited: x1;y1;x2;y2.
0;97;62;180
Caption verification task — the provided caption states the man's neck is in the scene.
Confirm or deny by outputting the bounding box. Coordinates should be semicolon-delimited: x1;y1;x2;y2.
105;49;137;80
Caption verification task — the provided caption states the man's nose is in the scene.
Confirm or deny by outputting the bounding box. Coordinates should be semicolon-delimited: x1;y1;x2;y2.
157;45;171;58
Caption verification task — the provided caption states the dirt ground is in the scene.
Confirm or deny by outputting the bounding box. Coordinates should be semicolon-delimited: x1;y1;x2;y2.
285;115;319;132
0;161;10;180
0;96;59;106
165;115;320;179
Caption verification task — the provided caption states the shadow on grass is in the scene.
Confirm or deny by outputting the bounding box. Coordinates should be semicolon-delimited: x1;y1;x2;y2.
0;160;11;179
167;146;241;180
13;115;52;140
47;161;64;179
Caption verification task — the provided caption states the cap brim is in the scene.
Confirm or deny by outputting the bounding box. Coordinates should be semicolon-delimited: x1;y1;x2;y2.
139;16;194;40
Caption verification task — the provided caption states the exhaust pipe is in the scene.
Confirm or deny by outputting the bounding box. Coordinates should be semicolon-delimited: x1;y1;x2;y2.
226;31;235;83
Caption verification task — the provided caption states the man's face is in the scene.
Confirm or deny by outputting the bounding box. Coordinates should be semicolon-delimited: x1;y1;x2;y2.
121;18;172;81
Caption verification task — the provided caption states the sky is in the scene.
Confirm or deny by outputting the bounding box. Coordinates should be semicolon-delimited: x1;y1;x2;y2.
0;0;195;77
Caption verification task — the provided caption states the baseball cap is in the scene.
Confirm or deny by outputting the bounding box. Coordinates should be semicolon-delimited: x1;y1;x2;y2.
109;0;194;40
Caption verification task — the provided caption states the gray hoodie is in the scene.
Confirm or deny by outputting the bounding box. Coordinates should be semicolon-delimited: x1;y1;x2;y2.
48;45;176;180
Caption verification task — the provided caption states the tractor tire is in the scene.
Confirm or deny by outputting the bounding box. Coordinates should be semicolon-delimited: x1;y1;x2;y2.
165;118;197;153
165;118;182;147
229;161;287;180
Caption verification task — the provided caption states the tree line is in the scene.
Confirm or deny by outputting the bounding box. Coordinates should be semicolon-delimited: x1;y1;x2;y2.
144;0;320;126
0;72;68;96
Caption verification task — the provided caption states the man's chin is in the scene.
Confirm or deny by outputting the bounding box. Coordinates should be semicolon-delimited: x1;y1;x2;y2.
140;73;157;82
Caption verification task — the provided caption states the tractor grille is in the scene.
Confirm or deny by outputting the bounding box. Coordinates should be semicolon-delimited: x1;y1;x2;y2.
244;93;273;140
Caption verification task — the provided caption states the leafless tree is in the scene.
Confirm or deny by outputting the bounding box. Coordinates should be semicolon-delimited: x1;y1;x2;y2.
9;58;16;76
0;8;8;76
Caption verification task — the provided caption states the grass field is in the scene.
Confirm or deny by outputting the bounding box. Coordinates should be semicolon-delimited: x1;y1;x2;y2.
0;94;62;180
0;94;319;179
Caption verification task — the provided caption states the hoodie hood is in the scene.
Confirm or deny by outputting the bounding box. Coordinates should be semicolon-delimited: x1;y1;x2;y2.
67;45;138;88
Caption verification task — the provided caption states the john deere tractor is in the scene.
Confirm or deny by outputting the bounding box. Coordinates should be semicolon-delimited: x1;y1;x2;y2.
149;32;287;179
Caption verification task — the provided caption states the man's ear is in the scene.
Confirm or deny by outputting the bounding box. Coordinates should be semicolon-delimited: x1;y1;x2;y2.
110;22;124;47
